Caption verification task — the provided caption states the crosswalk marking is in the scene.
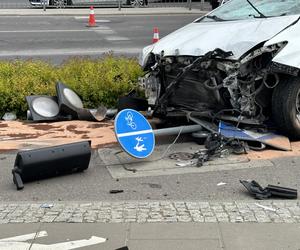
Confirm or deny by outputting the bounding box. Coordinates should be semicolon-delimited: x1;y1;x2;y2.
105;36;130;41
93;26;130;41
74;16;111;23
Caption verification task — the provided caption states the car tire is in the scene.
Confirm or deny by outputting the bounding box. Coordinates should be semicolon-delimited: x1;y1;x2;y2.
272;76;300;139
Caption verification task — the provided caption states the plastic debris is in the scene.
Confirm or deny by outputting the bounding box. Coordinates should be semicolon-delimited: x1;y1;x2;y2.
240;180;297;199
217;182;227;186
219;121;291;151
255;203;276;212
115;247;129;250
176;160;197;167
40;203;54;208
109;190;124;194
2;112;16;121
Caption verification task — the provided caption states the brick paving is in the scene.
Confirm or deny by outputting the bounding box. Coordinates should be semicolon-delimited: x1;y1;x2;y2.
0;201;300;224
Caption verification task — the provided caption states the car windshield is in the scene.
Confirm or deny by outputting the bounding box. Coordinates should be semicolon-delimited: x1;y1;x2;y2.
198;0;300;22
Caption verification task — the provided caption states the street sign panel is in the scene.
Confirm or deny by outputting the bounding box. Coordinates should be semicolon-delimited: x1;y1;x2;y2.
114;109;155;158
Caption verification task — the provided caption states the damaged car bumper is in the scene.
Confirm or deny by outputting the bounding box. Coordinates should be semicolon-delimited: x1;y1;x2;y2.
138;0;300;139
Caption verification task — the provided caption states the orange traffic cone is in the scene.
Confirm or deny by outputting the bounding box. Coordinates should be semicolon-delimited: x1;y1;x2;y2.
87;6;97;27
152;27;160;43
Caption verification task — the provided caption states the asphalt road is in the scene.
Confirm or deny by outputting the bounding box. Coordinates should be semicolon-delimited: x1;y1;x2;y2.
0;15;199;63
0;0;30;8
0;0;207;9
0;0;26;3
0;138;299;202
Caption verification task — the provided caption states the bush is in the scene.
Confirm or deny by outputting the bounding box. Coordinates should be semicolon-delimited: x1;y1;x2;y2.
0;55;144;118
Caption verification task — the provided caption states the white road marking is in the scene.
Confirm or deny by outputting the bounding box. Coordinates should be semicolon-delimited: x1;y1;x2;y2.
105;36;130;41
93;25;115;34
94;29;115;34
0;231;48;242
74;16;111;23
0;231;106;250
0;47;140;57
0;28;110;33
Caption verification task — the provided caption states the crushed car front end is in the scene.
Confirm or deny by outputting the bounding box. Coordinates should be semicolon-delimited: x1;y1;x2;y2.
139;0;300;138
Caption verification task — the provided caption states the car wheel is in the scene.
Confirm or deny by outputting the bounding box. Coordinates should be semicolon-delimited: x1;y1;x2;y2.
272;76;300;139
129;0;144;7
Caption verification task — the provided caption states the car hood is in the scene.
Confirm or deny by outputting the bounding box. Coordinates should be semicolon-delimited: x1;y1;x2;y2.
265;17;300;69
140;15;300;66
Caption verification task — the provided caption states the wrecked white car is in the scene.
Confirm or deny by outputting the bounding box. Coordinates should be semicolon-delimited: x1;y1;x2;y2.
139;0;300;139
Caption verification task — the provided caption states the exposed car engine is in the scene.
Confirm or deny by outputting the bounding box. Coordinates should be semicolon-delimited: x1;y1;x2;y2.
139;43;294;127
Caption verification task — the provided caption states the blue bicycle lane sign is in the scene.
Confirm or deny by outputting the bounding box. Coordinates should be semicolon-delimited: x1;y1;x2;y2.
114;109;155;159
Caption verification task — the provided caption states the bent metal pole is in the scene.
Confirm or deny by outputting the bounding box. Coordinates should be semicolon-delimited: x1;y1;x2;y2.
153;125;202;137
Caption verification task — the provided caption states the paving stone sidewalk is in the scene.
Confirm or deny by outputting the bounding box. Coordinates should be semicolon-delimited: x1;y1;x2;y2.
0;201;300;224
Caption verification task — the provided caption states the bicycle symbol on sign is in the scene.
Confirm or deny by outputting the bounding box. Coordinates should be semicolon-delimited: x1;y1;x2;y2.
125;111;137;130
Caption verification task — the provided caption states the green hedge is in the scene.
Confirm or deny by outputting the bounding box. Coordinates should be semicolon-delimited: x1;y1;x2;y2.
0;55;144;117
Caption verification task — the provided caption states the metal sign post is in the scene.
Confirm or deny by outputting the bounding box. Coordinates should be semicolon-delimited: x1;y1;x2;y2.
114;109;155;159
200;0;204;10
118;0;121;11
43;0;46;11
188;0;192;11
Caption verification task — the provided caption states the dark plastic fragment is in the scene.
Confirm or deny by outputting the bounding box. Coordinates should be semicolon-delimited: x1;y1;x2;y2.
240;180;297;200
109;190;124;194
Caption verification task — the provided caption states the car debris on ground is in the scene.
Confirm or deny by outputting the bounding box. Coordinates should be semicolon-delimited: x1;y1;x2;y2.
254;203;277;212
2;112;17;121
109;190;124;194
40;203;54;209
240;180;297;200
